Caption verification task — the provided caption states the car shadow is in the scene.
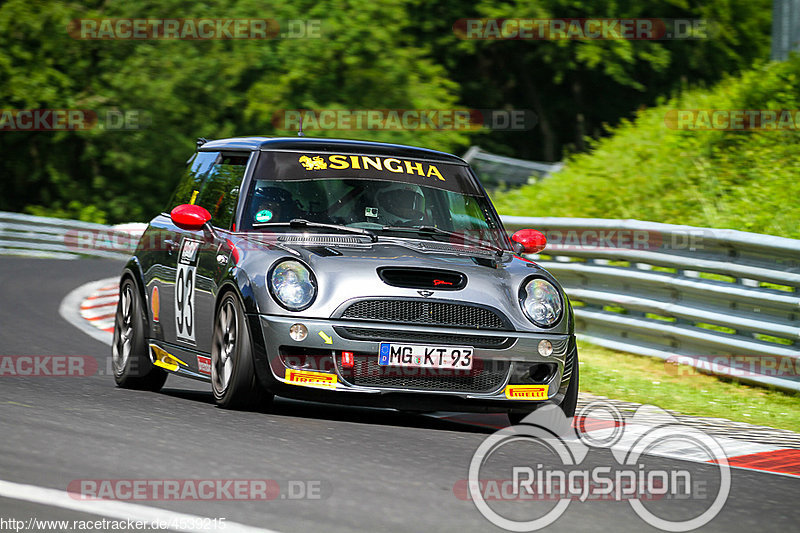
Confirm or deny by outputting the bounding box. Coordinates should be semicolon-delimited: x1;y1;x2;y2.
158;386;504;434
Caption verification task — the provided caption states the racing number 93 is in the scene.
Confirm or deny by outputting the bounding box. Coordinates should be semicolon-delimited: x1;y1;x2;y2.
175;239;200;344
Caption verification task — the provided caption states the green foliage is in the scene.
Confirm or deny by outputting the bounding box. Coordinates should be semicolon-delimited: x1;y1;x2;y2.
0;0;776;223
409;0;771;160
491;57;800;239
0;0;468;223
24;201;108;224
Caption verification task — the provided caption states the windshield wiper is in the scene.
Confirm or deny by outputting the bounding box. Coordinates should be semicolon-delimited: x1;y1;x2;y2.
253;219;377;242
380;225;504;255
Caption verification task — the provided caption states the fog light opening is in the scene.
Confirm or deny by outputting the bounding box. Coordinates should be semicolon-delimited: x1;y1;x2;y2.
529;364;552;383
537;339;553;357
289;323;308;341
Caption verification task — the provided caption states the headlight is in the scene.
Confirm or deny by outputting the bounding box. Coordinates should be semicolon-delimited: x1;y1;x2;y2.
520;278;563;327
269;260;317;311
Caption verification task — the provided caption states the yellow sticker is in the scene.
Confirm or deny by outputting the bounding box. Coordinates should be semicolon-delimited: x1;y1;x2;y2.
504;384;548;400
150;344;187;372
285;368;337;389
298;155;327;170
298;154;444;181
318;331;333;345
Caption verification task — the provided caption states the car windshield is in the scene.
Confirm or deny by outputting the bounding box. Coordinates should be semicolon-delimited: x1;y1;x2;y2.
240;151;509;250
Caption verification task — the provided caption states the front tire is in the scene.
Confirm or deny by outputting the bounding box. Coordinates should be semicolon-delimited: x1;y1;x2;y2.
112;278;167;391
211;292;272;410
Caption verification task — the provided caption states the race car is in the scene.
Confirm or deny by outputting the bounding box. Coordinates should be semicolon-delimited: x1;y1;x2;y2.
112;137;578;423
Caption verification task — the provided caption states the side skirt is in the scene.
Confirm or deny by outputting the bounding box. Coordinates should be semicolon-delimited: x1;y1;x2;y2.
148;340;212;383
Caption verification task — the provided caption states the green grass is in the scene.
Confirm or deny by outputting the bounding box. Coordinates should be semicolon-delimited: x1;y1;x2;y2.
578;340;800;432
491;57;800;240
488;58;800;430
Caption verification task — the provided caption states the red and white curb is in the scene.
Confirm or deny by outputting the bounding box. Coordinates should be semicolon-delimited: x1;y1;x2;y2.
64;278;800;478
434;403;800;478
79;281;119;333
59;277;118;346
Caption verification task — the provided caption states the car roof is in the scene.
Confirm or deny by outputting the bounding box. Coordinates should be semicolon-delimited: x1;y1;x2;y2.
198;136;468;165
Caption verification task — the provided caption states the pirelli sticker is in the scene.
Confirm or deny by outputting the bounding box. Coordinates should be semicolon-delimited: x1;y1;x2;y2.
504;384;548;400
285;368;337;389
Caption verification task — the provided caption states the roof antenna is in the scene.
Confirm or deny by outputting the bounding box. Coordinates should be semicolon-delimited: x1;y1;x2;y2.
297;114;305;137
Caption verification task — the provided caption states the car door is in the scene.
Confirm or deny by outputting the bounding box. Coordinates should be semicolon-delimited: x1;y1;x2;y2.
141;152;209;346
163;151;250;357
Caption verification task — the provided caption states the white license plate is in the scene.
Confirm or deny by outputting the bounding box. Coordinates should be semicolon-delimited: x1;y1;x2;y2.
378;343;473;370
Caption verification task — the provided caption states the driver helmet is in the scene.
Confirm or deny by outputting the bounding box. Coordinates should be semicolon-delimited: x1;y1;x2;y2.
374;183;425;226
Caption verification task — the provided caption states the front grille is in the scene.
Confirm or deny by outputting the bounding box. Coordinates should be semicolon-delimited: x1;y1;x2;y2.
333;326;514;349
339;299;509;330
339;356;510;393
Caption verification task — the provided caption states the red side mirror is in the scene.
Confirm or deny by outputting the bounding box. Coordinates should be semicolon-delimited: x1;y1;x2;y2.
511;229;547;254
170;204;211;231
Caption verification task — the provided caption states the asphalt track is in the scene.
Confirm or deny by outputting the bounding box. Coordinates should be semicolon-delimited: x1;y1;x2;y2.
0;256;798;532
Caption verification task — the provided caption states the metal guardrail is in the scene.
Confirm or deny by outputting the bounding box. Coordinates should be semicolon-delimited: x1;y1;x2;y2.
2;210;798;391
502;216;800;392
463;146;563;187
0;211;140;260
771;0;800;61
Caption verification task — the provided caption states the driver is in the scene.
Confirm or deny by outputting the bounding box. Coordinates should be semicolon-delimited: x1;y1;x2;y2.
374;183;426;227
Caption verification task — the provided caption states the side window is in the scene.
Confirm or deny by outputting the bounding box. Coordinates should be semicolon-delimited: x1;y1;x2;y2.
166;151;249;229
195;153;248;229
167;152;216;209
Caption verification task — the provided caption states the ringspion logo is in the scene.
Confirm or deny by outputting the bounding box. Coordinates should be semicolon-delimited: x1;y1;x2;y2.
466;403;730;531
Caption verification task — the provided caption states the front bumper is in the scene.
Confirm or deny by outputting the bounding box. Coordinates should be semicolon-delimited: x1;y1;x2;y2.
251;314;576;413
